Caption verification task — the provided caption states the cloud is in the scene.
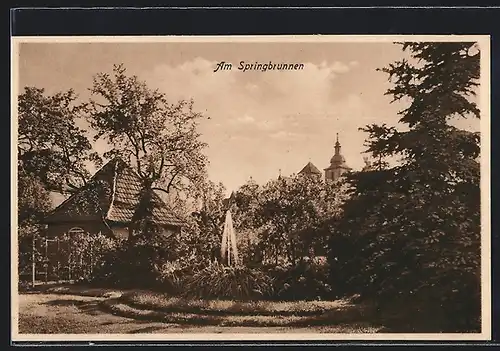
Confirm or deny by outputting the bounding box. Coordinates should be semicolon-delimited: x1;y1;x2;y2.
142;58;363;131
257;119;283;131
142;57;237;104
138;57;390;191
269;130;304;140
141;58;359;125
245;83;259;93
329;61;351;73
235;114;256;124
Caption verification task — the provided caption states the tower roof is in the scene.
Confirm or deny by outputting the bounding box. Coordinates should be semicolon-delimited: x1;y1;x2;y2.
299;161;322;176
330;153;346;164
329;133;349;165
325;133;352;172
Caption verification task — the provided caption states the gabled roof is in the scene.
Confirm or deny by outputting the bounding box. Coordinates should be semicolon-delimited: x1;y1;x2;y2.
298;161;322;176
43;158;184;227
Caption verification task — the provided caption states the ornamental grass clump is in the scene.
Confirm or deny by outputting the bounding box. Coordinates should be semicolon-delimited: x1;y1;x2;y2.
182;261;274;300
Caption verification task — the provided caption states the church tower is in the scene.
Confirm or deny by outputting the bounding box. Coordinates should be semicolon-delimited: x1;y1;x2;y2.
324;133;352;182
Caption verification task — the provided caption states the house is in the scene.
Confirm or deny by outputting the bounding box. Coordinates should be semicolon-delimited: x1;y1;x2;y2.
42;157;185;240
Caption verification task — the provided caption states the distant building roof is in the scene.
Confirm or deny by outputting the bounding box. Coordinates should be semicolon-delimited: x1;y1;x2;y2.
222;191;235;209
324;133;352;172
43;158;184;227
298;161;322;176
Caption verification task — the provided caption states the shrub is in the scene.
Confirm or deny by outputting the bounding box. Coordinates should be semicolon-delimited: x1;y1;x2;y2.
91;223;182;290
154;259;205;294
91;241;166;289
18;280;35;292
182;261;274;300
58;231;119;283
264;256;333;301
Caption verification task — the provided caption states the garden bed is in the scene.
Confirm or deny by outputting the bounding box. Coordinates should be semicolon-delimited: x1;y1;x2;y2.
100;298;381;330
118;291;367;317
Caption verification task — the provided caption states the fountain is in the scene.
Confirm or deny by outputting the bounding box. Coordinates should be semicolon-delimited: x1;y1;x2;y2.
221;209;239;266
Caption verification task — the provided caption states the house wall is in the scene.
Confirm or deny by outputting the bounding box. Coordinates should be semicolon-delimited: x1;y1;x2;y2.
325;168;347;182
111;226;129;240
325;169;333;181
163;225;181;237
47;221;182;241
46;221;109;238
125;225;181;239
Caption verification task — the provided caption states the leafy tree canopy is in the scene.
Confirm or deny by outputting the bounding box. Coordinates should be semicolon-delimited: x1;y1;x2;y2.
18;87;101;194
256;174;347;265
17;168;52;228
87;64;208;194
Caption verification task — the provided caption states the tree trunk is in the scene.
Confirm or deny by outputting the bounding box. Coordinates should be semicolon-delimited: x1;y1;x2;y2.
290;238;296;264
31;233;36;287
275;244;278;265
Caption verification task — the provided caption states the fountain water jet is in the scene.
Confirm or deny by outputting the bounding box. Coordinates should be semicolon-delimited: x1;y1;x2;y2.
221;209;239;266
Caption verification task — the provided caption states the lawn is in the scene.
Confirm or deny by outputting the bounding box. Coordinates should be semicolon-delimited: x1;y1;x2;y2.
18;285;478;334
17;292;383;334
16;284;386;333
99;290;380;328
120;290;357;316
32;283;126;298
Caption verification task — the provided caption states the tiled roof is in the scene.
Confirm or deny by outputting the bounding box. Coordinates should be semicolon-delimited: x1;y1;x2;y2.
43;160;116;223
44;158;184;227
298;161;322;176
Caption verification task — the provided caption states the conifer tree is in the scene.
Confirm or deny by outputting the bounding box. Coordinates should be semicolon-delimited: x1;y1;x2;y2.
333;42;481;332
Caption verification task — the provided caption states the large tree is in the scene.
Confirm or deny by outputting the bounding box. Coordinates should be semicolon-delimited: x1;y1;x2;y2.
18;87;100;195
232;178;262;231
17;168;51;227
188;180;228;262
17;87;100;277
17;86;101;243
88;64;208;195
334;42;481;332
257;174;346;265
87;64;209;239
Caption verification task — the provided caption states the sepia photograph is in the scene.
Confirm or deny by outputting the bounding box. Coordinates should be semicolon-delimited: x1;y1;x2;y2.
11;35;491;341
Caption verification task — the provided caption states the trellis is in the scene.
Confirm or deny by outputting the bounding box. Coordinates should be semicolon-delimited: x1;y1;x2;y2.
21;232;94;286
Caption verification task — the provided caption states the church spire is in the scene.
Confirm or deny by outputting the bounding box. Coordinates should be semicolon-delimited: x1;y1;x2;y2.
334;133;341;155
324;132;351;182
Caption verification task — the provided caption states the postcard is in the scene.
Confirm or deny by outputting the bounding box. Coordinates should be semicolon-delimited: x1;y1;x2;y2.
11;34;491;342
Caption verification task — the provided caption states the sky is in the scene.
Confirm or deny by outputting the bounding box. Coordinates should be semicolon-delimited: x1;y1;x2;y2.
16;39;480;199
